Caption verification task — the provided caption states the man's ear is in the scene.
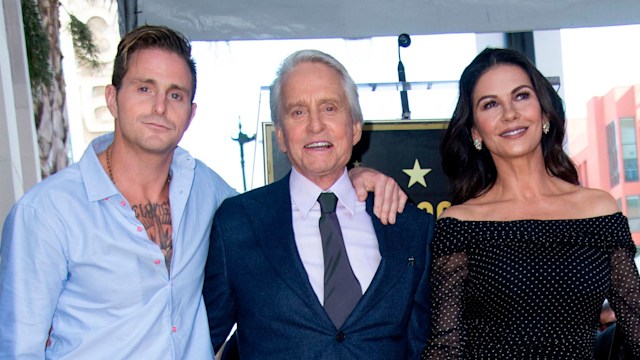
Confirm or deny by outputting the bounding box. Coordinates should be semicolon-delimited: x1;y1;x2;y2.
186;103;197;130
275;125;287;153
352;120;362;146
105;85;118;118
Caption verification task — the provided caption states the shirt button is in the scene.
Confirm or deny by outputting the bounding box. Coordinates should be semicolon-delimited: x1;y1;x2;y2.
172;326;177;332
336;331;346;342
154;259;161;265
120;200;126;207
137;226;143;232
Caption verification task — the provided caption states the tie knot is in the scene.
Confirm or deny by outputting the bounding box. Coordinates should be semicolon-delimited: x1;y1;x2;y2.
318;192;338;214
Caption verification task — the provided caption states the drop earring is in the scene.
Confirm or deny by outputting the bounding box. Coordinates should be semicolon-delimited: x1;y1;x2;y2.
542;122;550;134
473;138;482;151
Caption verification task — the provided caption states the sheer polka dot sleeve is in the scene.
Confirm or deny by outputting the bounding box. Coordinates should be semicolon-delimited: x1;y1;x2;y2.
422;218;468;359
605;214;640;357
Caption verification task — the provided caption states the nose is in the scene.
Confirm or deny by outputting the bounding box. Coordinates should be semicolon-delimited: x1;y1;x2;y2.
502;102;518;122
307;109;325;133
153;92;167;115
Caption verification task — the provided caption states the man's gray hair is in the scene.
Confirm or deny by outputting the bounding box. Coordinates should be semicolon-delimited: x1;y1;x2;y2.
269;49;363;128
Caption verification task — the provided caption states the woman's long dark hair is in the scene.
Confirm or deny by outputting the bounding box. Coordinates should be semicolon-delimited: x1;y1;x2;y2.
441;48;578;205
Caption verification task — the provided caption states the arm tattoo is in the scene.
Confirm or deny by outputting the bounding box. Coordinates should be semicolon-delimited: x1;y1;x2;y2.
132;201;173;271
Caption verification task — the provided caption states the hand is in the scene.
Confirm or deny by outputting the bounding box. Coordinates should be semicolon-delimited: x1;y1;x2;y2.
348;167;407;225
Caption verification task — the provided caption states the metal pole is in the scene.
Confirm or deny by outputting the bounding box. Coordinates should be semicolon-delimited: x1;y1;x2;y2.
231;118;255;192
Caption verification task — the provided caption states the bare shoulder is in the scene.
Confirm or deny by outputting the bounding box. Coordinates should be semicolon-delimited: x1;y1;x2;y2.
571;186;619;217
439;203;476;220
439;194;502;220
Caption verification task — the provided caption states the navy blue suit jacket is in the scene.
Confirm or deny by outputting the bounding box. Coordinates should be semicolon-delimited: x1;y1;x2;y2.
203;174;434;359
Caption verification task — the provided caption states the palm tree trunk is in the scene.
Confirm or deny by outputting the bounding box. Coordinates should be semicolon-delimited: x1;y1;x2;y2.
34;0;69;178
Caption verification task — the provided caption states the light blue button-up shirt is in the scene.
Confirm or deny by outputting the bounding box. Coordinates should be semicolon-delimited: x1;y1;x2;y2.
0;133;237;359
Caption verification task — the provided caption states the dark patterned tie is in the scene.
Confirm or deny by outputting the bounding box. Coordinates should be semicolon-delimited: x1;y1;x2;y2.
318;192;362;328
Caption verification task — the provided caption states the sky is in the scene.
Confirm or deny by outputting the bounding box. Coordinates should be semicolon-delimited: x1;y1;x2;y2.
175;24;640;193
560;25;640;119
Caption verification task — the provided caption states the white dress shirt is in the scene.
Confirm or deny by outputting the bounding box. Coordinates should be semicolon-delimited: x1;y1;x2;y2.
289;167;381;305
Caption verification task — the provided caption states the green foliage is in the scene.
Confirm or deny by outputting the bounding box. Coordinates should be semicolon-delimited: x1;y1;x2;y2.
21;0;52;91
68;13;102;70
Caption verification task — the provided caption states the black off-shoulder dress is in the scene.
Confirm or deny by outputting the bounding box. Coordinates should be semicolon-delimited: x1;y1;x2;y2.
422;213;640;359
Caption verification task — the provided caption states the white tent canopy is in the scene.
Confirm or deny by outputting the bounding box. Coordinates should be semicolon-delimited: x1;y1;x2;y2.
119;0;640;41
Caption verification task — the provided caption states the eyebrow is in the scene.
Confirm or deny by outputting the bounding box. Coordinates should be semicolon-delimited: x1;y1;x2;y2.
475;84;534;107
284;100;307;109
132;78;191;96
285;96;342;109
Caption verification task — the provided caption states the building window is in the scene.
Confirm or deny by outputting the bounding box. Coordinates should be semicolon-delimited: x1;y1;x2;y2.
621;118;638;181
607;122;620;186
626;196;640;232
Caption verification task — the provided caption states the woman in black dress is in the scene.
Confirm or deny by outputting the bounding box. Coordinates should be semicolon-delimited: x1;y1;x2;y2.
422;48;640;359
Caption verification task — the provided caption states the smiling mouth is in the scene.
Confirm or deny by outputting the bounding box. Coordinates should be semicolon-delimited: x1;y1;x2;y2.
304;141;332;149
143;121;171;131
501;128;527;137
141;115;171;130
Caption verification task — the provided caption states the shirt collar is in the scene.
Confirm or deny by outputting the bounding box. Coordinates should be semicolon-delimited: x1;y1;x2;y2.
80;132;196;202
289;167;357;218
80;133;117;202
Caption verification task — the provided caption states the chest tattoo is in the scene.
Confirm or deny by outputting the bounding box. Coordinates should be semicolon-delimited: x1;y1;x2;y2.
132;201;173;271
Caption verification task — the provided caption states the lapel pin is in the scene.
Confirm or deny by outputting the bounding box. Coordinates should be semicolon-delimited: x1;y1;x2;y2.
407;257;415;266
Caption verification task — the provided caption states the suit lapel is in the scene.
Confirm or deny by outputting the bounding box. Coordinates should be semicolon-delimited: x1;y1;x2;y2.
345;195;407;326
247;174;328;319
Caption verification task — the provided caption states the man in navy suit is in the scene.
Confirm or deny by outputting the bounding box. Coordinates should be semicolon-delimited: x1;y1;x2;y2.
203;49;434;359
